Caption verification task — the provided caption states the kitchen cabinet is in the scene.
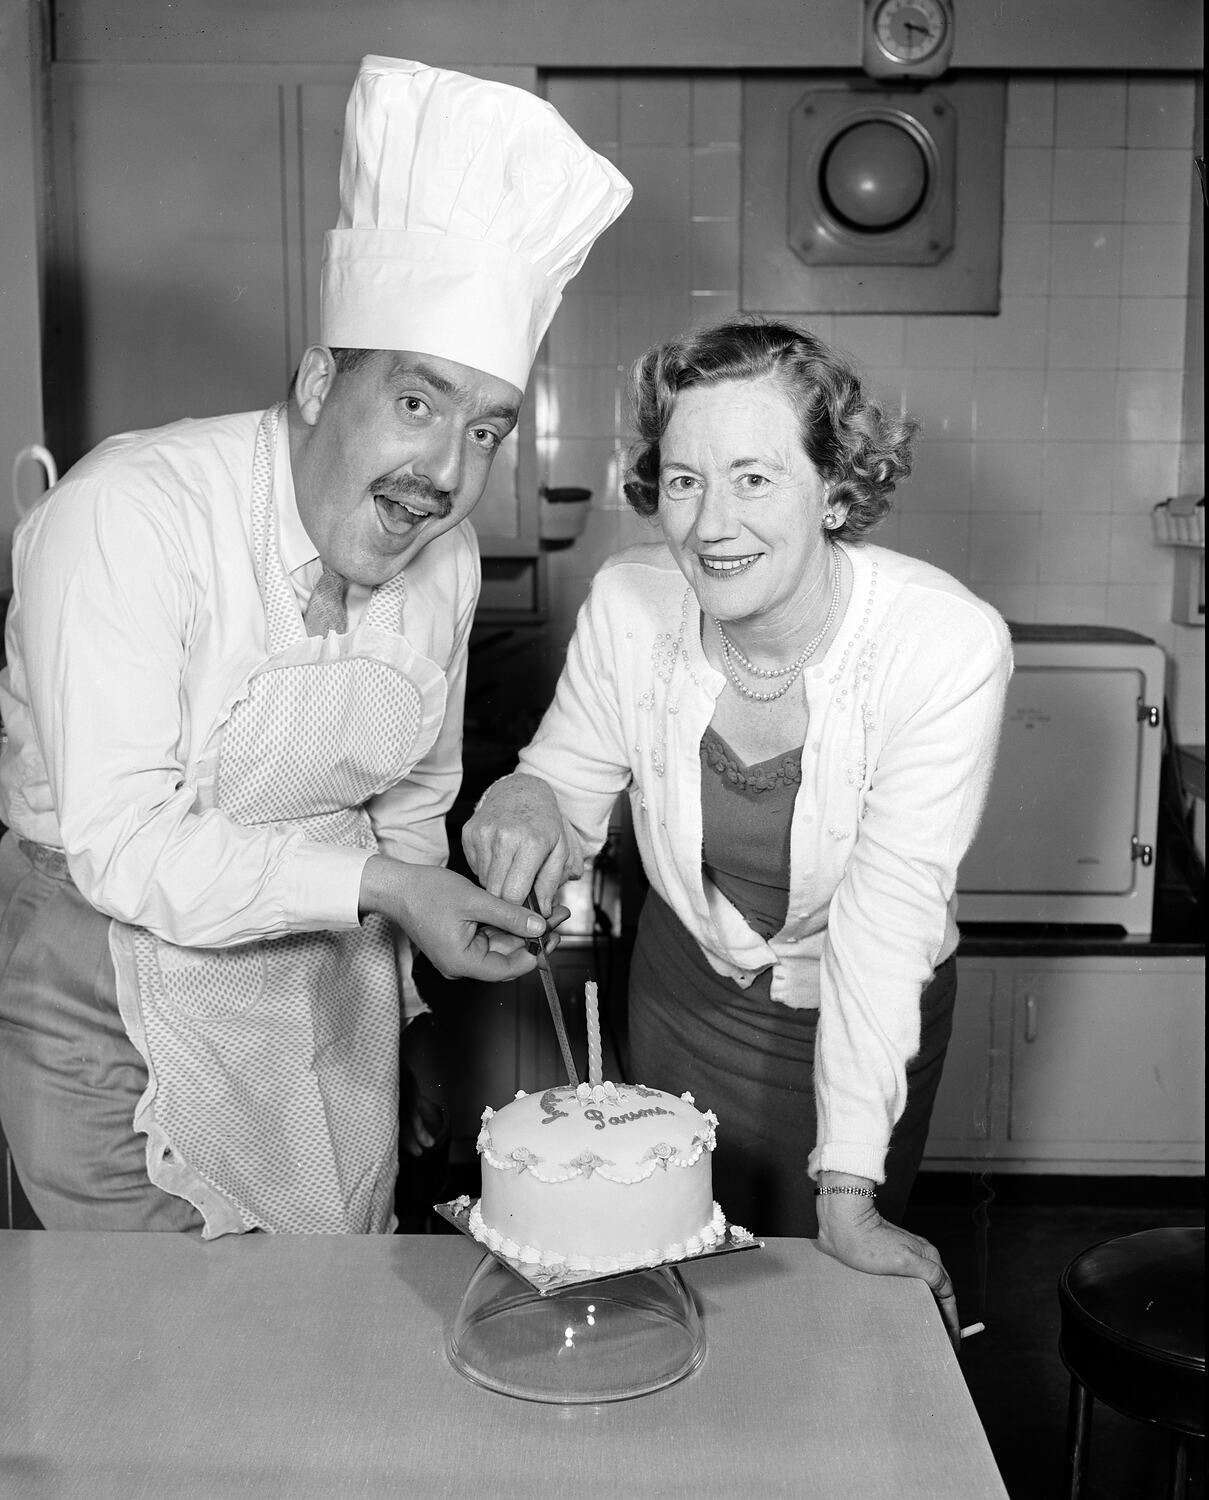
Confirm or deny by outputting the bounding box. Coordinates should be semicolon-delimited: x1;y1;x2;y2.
0;0;46;586
924;954;1206;1176
47;70;290;453
440;946;1206;1177
42;61;541;585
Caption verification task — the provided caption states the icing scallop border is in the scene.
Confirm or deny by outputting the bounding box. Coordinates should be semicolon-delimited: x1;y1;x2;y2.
467;1197;728;1273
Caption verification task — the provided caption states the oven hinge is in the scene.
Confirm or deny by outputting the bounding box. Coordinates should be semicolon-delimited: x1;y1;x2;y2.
1136;698;1161;727
1131;835;1154;866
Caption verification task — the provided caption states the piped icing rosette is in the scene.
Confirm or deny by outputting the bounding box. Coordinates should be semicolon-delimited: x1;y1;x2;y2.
471;1081;724;1272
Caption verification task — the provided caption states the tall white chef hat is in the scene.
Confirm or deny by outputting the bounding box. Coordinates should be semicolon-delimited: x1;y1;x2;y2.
321;56;632;392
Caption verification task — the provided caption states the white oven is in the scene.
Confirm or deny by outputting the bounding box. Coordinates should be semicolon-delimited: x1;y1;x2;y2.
957;626;1166;936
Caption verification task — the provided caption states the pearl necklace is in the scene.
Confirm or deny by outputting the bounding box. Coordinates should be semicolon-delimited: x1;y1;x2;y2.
715;545;841;703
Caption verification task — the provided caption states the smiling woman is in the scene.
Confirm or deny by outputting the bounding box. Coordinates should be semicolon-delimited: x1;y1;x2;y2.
623;319;915;539
464;316;1013;1347
626;320;916;740
654;378;840;672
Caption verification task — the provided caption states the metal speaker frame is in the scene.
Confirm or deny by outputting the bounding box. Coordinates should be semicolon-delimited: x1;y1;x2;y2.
741;74;1004;316
788;90;956;266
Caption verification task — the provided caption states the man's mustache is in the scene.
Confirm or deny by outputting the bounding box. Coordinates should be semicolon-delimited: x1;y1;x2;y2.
370;474;451;518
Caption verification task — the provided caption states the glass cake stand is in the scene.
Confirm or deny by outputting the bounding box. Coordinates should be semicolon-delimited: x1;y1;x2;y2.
447;1252;706;1404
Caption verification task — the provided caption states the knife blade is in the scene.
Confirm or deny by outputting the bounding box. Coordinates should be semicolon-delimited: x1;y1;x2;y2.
526;893;580;1087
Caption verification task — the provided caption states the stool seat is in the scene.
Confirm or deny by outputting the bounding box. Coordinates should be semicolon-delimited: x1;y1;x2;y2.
1059;1226;1204;1437
1057;1226;1204;1500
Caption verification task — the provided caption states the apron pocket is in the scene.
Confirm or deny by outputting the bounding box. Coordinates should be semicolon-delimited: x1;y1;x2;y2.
154;941;267;1019
219;658;425;822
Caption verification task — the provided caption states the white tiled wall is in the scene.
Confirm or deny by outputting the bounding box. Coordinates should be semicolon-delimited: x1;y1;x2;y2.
539;72;1204;743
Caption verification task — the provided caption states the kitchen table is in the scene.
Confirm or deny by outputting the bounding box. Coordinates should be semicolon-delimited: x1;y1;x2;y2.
0;1230;1007;1498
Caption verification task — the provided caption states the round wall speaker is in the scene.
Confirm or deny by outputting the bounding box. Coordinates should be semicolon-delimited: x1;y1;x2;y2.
788;87;955;266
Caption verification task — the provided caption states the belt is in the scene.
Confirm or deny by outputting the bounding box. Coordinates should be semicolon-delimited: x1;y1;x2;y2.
18;839;73;882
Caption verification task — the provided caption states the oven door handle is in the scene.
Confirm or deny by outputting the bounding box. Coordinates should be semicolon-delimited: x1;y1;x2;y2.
12;444;58;519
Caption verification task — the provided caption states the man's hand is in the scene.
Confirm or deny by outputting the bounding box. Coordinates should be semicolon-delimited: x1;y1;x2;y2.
462;772;581;914
814;1173;961;1351
358;857;549;982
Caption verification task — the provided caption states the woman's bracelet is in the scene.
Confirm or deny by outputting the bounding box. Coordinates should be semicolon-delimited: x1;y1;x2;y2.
814;1184;877;1202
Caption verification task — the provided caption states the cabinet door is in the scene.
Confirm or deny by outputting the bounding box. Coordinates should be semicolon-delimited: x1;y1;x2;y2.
47;61;535;546
49;67;296;460
437;979;525;1159
1;2;46;583
923;964;997;1161
1008;963;1205;1163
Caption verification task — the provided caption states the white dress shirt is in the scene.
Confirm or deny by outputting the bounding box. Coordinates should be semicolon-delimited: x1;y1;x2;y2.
0;409;478;951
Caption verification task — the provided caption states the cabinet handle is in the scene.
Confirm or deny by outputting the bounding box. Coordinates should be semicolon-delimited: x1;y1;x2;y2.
1024;994;1037;1044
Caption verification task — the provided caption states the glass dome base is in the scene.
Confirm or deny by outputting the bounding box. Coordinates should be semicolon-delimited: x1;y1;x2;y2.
447;1253;706;1404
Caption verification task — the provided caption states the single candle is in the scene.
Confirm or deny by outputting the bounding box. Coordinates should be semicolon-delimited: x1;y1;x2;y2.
585;980;602;1086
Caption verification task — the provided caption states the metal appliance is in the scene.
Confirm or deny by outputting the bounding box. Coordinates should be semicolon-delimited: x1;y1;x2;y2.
957;626;1166;936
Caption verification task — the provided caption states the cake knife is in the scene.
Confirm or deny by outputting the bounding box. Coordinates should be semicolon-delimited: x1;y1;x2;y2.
525;893;580;1087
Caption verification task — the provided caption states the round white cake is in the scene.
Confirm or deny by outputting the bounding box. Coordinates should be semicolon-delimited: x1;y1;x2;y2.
470;1080;726;1273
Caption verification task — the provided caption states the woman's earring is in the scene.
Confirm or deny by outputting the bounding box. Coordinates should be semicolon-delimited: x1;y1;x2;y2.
823;511;838;529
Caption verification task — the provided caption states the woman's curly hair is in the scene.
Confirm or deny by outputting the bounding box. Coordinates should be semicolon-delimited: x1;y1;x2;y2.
622;317;918;542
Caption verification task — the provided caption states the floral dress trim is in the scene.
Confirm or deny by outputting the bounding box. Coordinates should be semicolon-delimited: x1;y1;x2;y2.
700;726;803;794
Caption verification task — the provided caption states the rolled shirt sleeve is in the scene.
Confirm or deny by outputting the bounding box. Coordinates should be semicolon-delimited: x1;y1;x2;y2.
0;415;473;951
3;445;366;946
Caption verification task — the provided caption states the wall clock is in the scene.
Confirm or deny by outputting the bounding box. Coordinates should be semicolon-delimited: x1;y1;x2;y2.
863;0;955;80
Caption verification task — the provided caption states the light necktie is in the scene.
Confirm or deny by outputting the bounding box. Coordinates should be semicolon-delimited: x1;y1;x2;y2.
302;566;349;637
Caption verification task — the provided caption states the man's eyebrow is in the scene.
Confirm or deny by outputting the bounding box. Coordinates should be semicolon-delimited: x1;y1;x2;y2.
393;360;457;398
390;360;519;423
478;401;521;424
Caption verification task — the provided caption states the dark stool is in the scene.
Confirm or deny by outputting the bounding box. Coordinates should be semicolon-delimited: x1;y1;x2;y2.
1058;1226;1204;1499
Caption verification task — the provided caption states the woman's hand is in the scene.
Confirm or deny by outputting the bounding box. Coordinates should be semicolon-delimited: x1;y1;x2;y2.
358;857;549;982
462;772;583;914
815;1174;961;1351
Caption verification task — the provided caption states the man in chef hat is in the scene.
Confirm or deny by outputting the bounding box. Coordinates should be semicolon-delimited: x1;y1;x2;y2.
0;57;631;1238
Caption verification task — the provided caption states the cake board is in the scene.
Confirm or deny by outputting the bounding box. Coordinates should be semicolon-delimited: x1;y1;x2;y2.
434;1195;763;1298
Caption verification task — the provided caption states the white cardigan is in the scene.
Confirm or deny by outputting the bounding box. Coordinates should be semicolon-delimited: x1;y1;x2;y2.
517;539;1012;1183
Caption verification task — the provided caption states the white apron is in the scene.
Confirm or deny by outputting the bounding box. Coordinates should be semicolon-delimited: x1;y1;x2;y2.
109;405;448;1237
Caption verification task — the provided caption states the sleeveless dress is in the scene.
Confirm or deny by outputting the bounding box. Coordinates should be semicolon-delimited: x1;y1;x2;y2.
627;725;955;1238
